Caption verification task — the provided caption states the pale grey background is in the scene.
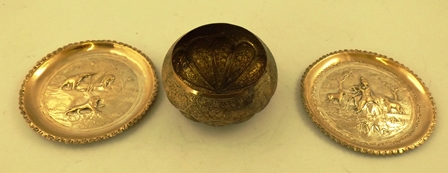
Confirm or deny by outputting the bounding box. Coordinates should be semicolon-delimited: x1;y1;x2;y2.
1;1;446;172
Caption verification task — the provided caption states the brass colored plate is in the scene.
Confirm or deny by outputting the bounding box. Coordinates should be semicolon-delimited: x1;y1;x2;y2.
19;40;158;144
301;50;436;155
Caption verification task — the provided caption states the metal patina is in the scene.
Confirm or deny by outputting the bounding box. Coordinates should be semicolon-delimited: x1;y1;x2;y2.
162;23;277;126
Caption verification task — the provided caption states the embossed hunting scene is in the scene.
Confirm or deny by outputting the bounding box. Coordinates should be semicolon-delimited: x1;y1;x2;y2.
302;50;435;155
42;55;140;129
20;40;158;143
315;63;413;139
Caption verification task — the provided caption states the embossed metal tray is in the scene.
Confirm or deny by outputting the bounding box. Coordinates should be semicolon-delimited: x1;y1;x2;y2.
301;50;436;155
19;40;158;144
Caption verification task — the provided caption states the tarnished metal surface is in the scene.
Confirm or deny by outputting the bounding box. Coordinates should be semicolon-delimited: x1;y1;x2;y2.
163;23;277;126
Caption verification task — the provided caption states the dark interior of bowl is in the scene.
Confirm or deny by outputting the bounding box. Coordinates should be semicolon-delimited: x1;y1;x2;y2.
172;23;267;95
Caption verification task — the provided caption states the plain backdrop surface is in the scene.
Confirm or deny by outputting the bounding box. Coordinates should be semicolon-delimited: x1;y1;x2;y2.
1;1;447;172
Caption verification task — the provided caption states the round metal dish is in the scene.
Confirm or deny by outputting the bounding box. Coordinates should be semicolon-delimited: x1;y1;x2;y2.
19;40;158;144
301;50;436;155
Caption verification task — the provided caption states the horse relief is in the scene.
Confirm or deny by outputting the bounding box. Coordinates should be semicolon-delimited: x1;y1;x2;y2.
324;73;410;137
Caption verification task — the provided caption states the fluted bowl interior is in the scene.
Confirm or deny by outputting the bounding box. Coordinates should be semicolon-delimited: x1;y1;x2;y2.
171;23;267;95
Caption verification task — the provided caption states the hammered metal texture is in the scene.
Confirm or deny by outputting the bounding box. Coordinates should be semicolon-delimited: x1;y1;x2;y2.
162;23;277;126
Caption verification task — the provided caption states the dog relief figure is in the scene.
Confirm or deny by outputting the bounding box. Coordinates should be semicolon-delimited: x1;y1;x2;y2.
96;74;115;91
381;97;405;114
60;73;94;90
65;96;103;116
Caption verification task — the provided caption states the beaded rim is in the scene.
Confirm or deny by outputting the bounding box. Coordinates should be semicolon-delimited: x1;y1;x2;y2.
19;40;158;144
301;49;436;155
